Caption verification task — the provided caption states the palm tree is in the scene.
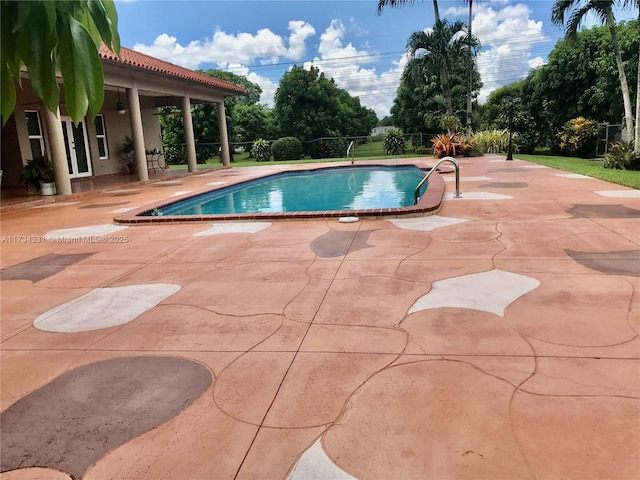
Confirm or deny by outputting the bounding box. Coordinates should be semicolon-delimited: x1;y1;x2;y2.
465;0;474;137
407;19;478;132
551;0;634;143
377;0;440;21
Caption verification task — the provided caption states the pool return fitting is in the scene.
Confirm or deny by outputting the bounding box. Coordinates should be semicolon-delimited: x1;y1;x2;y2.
414;156;461;204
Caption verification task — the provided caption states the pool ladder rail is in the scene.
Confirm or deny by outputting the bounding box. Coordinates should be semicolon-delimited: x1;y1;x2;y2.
347;141;355;165
414;156;461;204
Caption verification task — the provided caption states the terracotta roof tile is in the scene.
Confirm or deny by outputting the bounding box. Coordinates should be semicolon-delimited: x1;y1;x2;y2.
99;45;245;95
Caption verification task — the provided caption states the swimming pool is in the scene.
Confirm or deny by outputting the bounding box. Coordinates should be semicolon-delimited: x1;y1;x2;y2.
114;163;446;224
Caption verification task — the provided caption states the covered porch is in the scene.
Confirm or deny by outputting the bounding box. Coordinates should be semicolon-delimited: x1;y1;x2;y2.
0;46;243;199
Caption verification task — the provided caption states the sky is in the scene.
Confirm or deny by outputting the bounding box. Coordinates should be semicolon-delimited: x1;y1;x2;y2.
115;0;637;119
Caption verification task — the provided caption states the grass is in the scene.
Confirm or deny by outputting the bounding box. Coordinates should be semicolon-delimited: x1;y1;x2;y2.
170;141;430;169
515;154;640;189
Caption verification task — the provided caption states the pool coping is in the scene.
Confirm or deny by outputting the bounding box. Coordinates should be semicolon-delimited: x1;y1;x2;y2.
112;162;446;224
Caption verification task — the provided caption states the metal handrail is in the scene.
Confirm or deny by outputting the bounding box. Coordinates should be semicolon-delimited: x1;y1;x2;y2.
414;156;461;204
347;141;355;165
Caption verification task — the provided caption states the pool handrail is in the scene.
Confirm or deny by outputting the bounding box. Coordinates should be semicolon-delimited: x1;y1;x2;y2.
347;141;355;165
414;156;461;204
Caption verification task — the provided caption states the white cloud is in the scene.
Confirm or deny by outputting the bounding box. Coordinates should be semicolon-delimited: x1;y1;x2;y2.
471;4;548;102
302;19;405;119
133;22;314;68
133;22;315;105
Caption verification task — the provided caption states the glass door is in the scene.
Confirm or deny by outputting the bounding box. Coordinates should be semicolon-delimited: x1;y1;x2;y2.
60;116;92;178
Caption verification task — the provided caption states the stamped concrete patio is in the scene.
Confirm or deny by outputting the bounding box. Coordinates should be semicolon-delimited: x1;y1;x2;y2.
1;154;638;480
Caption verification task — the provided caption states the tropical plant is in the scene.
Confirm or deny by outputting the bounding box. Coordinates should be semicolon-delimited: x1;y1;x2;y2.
551;0;634;147
1;0;121;125
251;138;271;162
271;137;303;161
20;156;55;193
407;20;478;119
473;129;511;154
383;129;406;155
601;140;638;169
377;0;441;22
431;133;471;157
557;117;599;157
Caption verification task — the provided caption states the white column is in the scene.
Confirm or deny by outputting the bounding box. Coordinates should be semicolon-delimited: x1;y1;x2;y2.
43;107;72;195
182;96;197;173
127;84;148;181
217;100;230;167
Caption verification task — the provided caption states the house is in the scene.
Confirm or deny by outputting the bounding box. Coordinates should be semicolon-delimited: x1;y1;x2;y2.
1;45;245;195
370;126;397;137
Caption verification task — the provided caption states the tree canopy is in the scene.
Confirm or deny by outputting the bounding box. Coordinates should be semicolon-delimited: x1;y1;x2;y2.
391;28;482;134
273;65;378;141
1;0;120;125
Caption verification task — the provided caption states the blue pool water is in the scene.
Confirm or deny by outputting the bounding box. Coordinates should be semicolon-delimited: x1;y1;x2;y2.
151;165;428;216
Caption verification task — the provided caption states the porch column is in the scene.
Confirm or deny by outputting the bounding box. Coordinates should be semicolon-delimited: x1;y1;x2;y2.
127;84;148;181
182;96;197;172
217;100;230;167
43;107;72;195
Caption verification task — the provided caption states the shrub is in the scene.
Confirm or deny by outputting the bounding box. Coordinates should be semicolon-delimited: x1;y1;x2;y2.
472;129;509;154
383;129;405;155
431;133;471;158
415;146;430;155
602;141;639;170
557;117;599;158
463;138;485;157
271;136;302;161
251;138;271;162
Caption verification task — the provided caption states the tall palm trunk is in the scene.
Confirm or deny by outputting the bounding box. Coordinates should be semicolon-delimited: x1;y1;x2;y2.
432;0;440;21
606;9;634;141
465;0;473;137
440;66;454;118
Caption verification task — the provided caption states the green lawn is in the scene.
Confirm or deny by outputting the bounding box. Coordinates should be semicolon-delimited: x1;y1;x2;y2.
171;150;639;190
515;154;640;189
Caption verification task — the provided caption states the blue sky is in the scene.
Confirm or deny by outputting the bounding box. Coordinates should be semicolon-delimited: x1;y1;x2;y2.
116;0;637;119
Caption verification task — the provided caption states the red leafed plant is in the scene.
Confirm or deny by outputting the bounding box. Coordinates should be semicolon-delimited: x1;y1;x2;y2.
431;132;471;158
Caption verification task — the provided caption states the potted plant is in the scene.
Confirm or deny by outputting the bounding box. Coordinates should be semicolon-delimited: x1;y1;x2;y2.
19;156;56;195
120;135;136;174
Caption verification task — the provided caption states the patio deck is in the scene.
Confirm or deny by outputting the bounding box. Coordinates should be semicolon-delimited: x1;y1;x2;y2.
1;154;638;480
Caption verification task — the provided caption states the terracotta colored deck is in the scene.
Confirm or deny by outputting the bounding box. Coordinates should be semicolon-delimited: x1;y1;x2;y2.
1;155;639;480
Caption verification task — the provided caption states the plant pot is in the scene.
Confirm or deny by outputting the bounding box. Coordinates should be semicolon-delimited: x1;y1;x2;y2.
127;162;137;175
39;181;56;196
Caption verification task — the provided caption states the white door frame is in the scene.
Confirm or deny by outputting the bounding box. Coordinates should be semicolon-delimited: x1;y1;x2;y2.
60;116;92;178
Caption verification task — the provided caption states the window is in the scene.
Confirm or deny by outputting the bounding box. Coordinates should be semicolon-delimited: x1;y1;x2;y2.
95;114;108;159
25;110;44;159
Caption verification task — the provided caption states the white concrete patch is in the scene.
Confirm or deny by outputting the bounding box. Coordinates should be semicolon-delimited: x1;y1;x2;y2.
44;224;128;241
408;269;540;317
34;284;181;332
287;439;356;480
106;207;139;214
171;191;193;197
595;190;640;198
522;164;549;169
443;176;490;182
33;202;79;209
194;222;272;236
206;181;228;186
444;192;512;200
555;173;592;179
390;215;469;232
